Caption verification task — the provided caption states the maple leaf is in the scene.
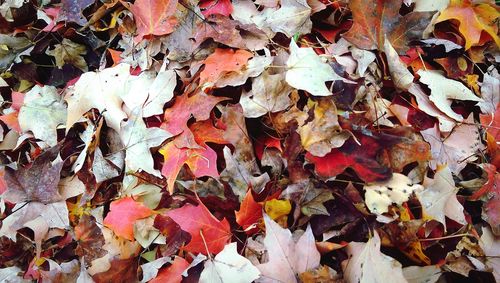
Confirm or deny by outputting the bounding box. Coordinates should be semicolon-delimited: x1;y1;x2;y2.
305;134;393;183
75;214;107;263
3;146;63;204
121;110;172;177
343;0;433;53
416;165;467;229
286;40;349;96
421;115;483;173
436;0;500;50
298;98;350;157
364;173;423;214
479;227;500;281
162;92;228;139
342;232;407;283
200;48;253;87
18;85;67;147
200;0;233;17
92;257;139;283
257;214;321;283
103;197;154;241
127;0;178;43
240;71;292;118
263;0;312;37
58;0;94;26
200;242;261;283
167;201;232;255
160;121;226;193
149;256;189;283
417;70;482;122
46;38;87;72
235;190;263;235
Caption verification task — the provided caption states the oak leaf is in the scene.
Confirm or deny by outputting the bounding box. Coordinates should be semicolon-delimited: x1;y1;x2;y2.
167;201;232;255
103;197;154;241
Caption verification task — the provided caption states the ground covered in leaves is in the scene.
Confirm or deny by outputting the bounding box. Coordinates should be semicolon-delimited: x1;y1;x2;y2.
0;0;499;282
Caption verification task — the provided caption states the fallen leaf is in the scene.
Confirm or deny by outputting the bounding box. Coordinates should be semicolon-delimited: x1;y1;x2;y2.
240;71;292;118
103;197;154;241
257;214;320;283
3;146;63;204
128;0;178;43
167;201;232;255
416;165;467;228
306;134;393;183
200;48;253;87
342;231;407;283
46;38;88;72
343;0;432;53
199;242;261;283
364;173;424;214
18;85;67;147
58;0;94;26
149;256;189;283
235;190;263;235
263;0;312;37
286;40;349;96
479;227;500;281
121;110;172;177
436;0;500;50
421;115;483;173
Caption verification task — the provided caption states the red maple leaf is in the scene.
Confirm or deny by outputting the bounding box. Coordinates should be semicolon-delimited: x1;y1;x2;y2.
103;197;154;241
167;200;231;255
235;190;263;235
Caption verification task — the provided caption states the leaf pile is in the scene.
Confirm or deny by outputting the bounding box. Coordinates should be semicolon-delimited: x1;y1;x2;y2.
0;0;499;282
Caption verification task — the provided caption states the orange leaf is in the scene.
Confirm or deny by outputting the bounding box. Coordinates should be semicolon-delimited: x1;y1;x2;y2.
200;48;253;85
436;0;500;50
149;256;189;283
128;0;178;43
167;201;231;255
103;197;154;241
343;0;432;52
235;190;263;235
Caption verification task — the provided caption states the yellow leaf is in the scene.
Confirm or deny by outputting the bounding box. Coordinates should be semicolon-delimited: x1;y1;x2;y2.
264;199;291;226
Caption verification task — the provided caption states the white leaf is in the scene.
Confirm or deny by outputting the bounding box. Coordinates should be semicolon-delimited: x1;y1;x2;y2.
420;114;483;173
140;256;171;283
240;71;292;118
479;227;500;282
19;85;67;147
120;109;172;176
286;40;350;96
264;0;312;37
417;70;482;122
200;242;261;283
416;165;467;228
364;173;424;214
342;232;408;283
477;69;499;114
121;69;176;117
257;214;320;283
403;265;441;283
